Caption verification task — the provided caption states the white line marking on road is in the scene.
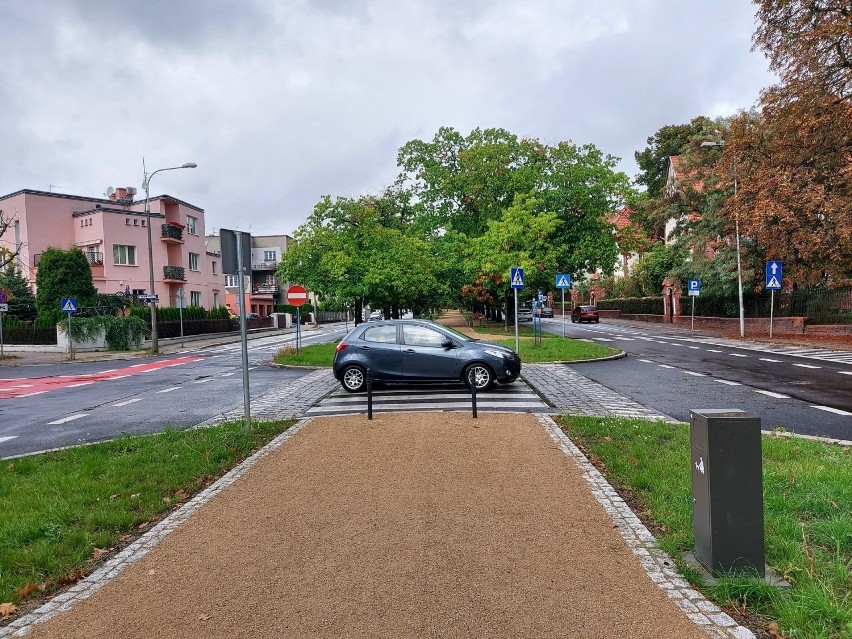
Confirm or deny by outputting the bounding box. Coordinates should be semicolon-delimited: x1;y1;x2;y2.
811;405;852;416
157;387;180;393
638;359;653;363
68;382;94;388
108;375;131;380
755;390;790;399
48;414;88;424
730;353;748;358
220;372;235;377
101;369;117;373
129;364;146;368
13;384;33;388
684;371;706;376
0;436;17;444
707;349;723;353
193;378;213;384
688;346;700;349
793;363;821;369
593;338;615;342
112;398;143;407
656;341;669;344
759;358;782;362
18;391;48;398
839;371;852;376
716;380;742;386
658;364;675;369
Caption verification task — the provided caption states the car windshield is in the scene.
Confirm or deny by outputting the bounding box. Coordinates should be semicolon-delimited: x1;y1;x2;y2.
582;306;597;311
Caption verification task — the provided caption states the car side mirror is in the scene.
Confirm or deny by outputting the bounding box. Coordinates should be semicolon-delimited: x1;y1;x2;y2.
441;339;454;349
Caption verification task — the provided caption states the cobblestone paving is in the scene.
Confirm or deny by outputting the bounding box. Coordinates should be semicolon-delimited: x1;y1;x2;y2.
537;414;755;639
195;368;338;427
523;363;678;421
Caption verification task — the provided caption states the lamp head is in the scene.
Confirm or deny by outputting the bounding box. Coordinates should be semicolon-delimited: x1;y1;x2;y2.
182;163;198;169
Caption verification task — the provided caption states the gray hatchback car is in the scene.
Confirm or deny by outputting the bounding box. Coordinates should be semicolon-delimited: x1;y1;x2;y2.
333;319;522;392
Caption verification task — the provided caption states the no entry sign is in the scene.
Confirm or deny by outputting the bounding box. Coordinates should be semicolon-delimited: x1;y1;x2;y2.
286;285;308;307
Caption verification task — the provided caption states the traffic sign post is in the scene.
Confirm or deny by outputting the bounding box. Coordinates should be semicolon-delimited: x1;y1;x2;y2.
287;285;308;354
556;274;571;337
510;268;524;354
766;262;782;338
176;288;185;348
235;230;251;431
60;298;78;360
688;280;701;331
0;295;6;360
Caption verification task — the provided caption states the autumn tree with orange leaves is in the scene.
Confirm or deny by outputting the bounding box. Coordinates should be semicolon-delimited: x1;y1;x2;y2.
719;0;852;287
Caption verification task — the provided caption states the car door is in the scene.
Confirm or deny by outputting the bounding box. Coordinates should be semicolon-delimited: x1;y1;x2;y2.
355;324;403;380
400;324;460;380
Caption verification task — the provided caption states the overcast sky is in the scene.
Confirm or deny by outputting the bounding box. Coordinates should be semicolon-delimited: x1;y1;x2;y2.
0;1;776;236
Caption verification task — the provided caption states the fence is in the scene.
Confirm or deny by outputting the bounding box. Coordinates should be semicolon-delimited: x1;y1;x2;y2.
0;324;58;345
598;287;852;324
155;319;237;339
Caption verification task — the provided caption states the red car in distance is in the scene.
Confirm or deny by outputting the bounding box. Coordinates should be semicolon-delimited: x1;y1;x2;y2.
570;305;599;323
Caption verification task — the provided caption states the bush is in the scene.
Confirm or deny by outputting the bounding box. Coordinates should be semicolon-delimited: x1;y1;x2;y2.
597;297;664;314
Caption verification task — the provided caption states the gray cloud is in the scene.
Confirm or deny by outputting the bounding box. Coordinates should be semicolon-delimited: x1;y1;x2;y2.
0;0;775;235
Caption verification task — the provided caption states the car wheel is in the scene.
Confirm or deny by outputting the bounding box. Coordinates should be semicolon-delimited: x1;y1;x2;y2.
340;365;367;393
594;318;600;323
464;364;494;391
571;317;577;323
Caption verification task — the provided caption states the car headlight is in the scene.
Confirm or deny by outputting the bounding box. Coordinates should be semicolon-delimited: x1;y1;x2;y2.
484;349;510;359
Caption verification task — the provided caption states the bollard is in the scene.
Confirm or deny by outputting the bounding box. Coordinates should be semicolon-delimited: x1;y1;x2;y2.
690;409;764;577
366;368;373;420
468;368;478;419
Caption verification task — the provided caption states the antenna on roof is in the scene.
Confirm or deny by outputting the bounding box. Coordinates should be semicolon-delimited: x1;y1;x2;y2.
49;184;62;192
106;186;115;197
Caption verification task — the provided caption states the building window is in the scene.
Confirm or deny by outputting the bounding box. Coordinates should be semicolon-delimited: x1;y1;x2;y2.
141;220;146;227
190;291;201;307
133;219;138;226
132;288;146;297
212;261;217;274
225;275;238;287
187;215;198;235
189;252;200;271
126;218;131;225
263;250;276;261
113;245;137;266
213;292;220;307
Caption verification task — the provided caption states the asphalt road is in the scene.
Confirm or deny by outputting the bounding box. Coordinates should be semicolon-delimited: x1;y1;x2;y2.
539;317;852;440
0;324;349;458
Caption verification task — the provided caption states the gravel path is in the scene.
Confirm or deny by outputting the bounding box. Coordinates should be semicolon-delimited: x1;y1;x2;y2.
21;413;709;639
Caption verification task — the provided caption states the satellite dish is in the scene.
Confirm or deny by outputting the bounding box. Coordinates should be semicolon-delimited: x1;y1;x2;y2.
106;187;115;197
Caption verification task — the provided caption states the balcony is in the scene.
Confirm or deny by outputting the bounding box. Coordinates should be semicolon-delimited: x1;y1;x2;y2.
84;251;104;266
251;260;278;271
253;284;280;295
163;265;186;282
161;223;184;243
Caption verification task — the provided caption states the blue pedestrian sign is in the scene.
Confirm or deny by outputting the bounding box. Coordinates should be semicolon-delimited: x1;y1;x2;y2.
688;279;701;296
765;261;782;290
555;273;571;289
60;298;78;314
510;267;525;289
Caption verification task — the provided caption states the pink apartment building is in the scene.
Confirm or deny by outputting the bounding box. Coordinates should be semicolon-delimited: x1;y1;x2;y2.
0;188;223;309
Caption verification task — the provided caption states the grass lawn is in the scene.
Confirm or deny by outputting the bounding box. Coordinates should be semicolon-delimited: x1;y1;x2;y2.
0;420;293;610
272;335;618;366
272;341;338;367
559;415;852;639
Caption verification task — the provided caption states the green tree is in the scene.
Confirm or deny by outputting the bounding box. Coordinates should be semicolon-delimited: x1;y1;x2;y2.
0;265;37;319
630;242;687;296
35;248;98;323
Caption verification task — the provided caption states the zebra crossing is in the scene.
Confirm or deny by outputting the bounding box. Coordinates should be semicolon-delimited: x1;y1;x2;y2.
303;379;551;417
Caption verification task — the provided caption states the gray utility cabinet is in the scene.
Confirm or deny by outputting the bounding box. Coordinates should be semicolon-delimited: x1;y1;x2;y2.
690;409;765;577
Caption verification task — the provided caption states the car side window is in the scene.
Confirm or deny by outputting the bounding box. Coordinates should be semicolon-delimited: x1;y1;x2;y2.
402;325;446;347
361;325;398;344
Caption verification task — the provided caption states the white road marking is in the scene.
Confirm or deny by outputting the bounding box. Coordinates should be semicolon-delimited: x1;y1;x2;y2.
129;363;146;368
811;405;852;416
793;363;821;369
638;359;653;363
157;387;180;393
220;372;236;377
839;371;852;376
759;358;782;362
688;346;700;349
193;378;213;384
68;382;94;388
593;338;615;342
112;398;143;407
730;353;748;358
48;414;88;424
18;391;48;398
108;375;131;380
0;436;18;444
684;371;706;376
716;380;742;386
707;349;723;353
755;390;790;399
658;364;675;369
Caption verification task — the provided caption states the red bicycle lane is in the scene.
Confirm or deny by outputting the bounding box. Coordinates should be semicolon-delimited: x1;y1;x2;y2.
0;356;205;400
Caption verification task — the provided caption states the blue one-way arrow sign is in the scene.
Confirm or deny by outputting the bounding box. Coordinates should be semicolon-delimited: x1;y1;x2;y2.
765;261;782;290
510;267;524;289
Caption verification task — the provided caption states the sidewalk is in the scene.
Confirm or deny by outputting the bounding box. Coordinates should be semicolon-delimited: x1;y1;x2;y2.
4;413;747;639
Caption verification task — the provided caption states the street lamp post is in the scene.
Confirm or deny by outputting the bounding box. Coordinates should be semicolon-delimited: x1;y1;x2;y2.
142;162;197;353
701;140;744;338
